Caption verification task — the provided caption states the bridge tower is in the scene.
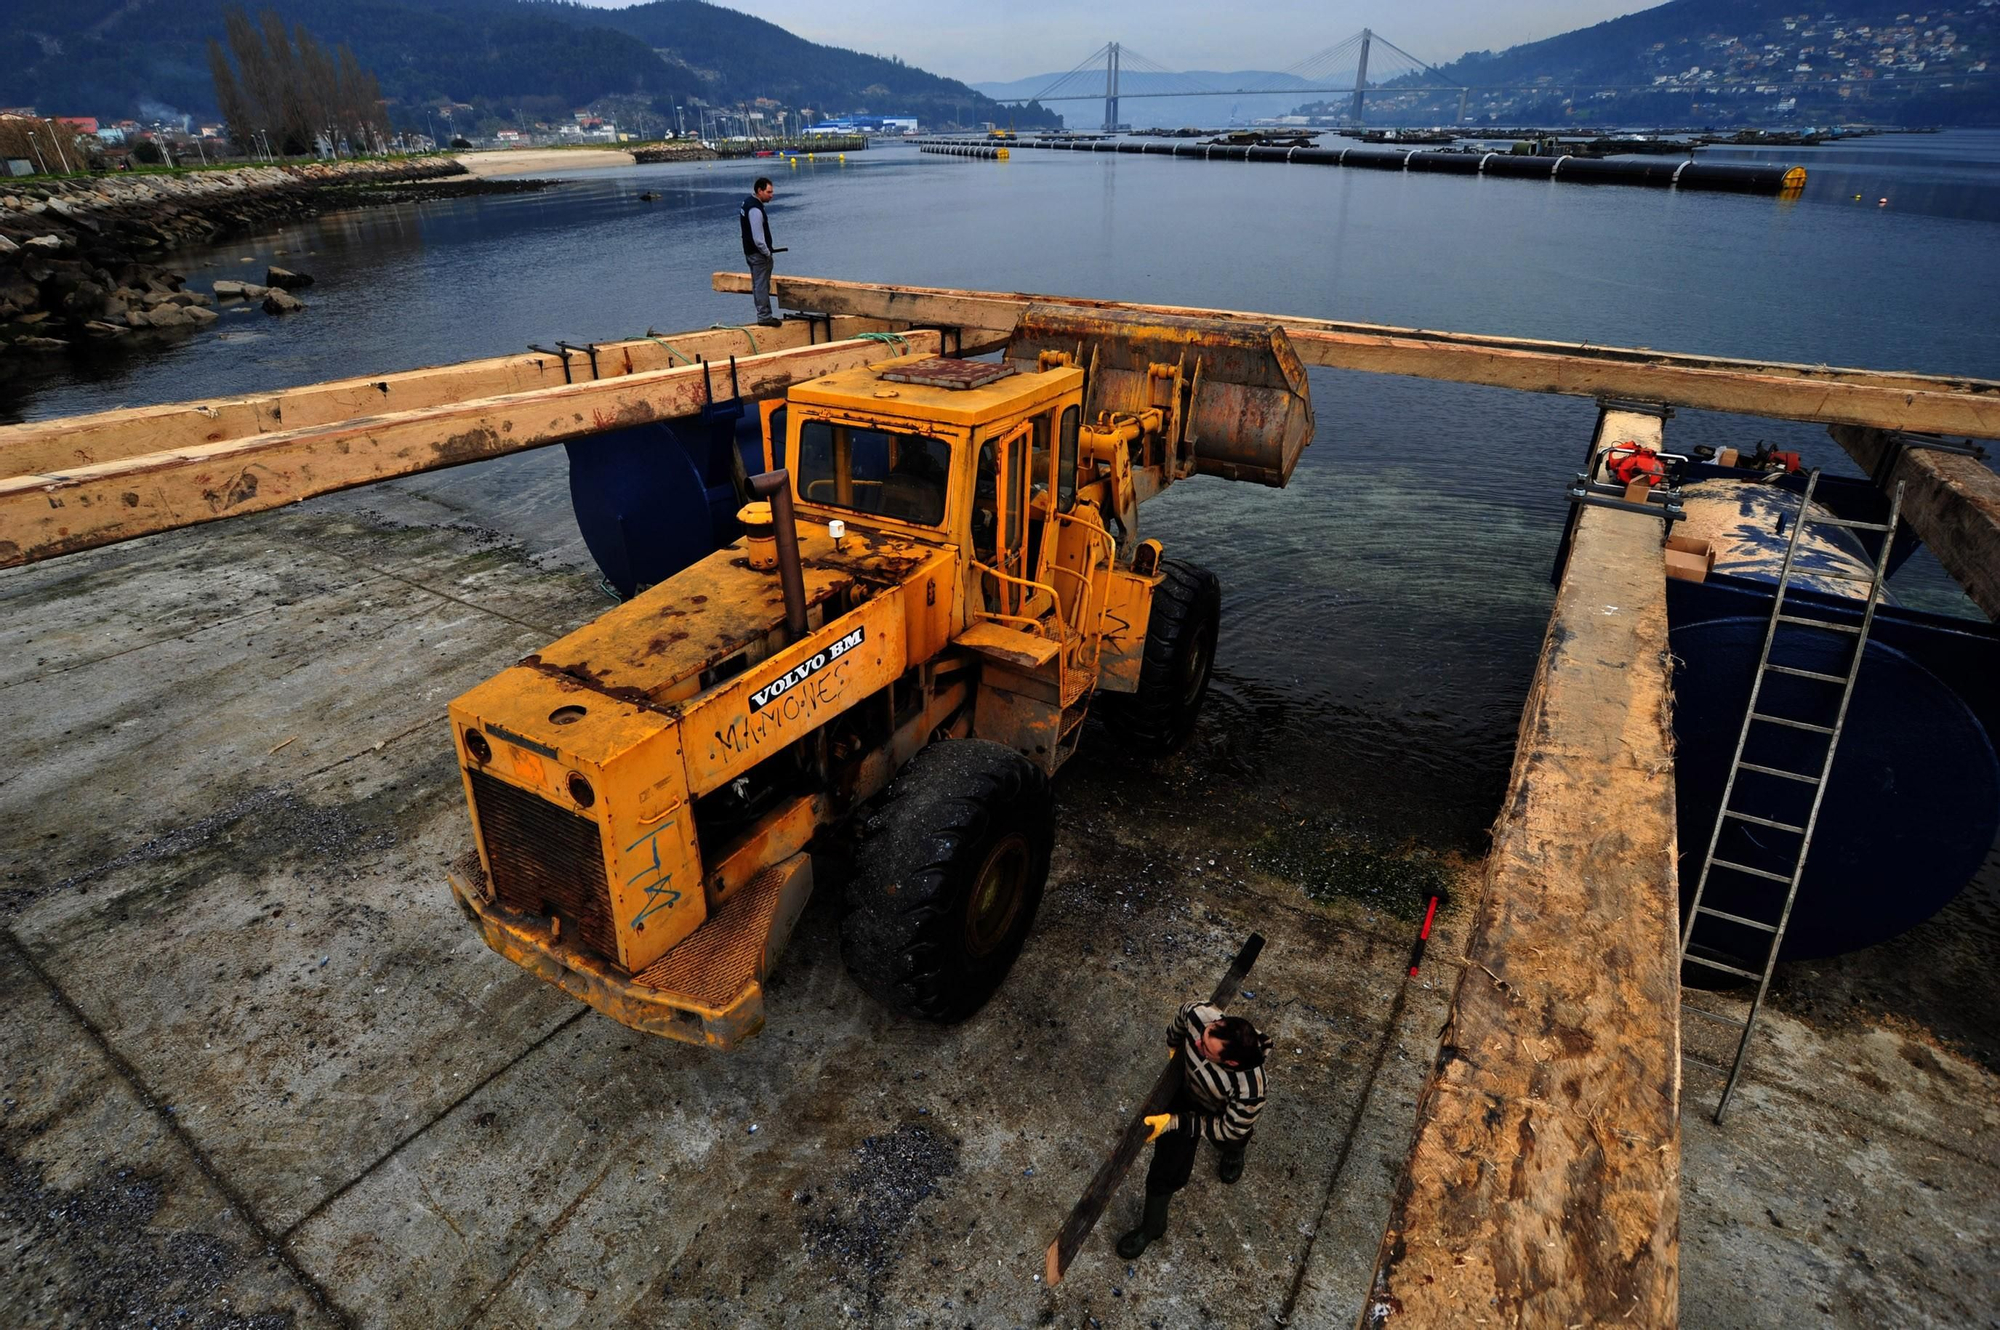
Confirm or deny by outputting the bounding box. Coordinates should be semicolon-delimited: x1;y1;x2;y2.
1350;28;1372;125
1104;41;1122;132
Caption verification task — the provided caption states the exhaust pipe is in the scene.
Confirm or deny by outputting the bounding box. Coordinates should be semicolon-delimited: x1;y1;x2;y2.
750;470;809;642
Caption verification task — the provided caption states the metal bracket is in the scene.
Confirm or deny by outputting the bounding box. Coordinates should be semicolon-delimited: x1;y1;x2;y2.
527;344;572;384
792;310;833;344
1866;430;1989;487
1595;397;1676;420
1889;431;1989;460
1567;474;1686;525
907;323;964;358
557;340;601;381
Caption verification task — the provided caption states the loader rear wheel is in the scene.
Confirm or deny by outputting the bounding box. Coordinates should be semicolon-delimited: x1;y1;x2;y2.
1099;559;1221;755
842;739;1054;1023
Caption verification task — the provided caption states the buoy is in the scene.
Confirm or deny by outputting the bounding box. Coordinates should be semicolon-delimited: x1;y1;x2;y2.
1879;197;1889;206
839;154;846;163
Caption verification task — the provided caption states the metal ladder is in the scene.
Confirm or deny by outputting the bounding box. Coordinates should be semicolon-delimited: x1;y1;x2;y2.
1680;469;1904;1122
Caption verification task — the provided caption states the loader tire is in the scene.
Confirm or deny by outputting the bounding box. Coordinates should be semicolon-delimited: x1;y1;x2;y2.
842;739;1054;1023
1099;559;1220;756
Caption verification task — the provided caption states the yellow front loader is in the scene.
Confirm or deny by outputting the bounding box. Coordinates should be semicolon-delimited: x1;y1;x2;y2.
445;307;1315;1046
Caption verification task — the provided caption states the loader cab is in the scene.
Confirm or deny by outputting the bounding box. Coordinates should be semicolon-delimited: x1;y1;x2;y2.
777;355;1085;625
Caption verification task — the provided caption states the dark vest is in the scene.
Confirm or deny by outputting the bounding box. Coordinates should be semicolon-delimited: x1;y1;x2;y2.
739;195;773;257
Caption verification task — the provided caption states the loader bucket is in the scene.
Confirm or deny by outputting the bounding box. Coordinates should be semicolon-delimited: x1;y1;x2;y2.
1005;304;1315;487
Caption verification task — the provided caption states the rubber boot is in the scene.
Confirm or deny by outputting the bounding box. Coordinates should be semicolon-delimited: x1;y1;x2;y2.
1218;1143;1247;1185
1116;1189;1173;1259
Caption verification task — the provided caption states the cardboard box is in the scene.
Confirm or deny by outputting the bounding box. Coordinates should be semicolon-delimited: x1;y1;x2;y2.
1665;532;1715;584
1716;447;1740;467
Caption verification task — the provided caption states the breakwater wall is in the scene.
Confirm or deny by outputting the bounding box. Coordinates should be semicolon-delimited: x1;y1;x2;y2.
1;157;474;360
1011;138;1805;194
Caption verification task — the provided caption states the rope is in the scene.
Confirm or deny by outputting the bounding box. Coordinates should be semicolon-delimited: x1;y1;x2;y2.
856;331;910;350
645;335;696;366
707;322;759;354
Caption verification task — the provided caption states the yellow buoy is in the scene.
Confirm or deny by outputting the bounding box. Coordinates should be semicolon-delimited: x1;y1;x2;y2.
1781;166;1807;191
839;154;846;163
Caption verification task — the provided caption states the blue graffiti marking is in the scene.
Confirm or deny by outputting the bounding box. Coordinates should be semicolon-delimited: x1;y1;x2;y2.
624;821;682;927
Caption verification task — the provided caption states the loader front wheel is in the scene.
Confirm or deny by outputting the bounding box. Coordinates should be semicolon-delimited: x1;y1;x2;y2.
842;739;1054;1023
1100;559;1221;755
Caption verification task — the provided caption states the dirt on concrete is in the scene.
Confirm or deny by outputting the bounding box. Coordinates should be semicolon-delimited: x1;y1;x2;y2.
0;454;1994;1328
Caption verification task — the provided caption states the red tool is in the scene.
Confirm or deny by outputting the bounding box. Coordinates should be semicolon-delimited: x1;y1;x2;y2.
1604;442;1666;488
1407;894;1440;977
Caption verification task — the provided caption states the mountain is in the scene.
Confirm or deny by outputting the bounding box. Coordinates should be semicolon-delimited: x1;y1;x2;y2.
1401;0;1999;126
0;0;1053;131
973;70;1342;131
570;2;1057;128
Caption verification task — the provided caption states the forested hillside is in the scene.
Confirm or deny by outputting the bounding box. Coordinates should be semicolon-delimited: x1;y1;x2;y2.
0;0;1052;131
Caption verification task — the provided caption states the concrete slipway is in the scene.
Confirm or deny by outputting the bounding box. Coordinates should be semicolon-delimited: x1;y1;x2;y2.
2;446;1994;1328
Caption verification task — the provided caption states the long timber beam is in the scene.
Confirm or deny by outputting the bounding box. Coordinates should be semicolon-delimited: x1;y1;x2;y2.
1829;425;2000;620
0;316;895;478
0;331;938;569
714;273;2000;439
1364;409;1682;1327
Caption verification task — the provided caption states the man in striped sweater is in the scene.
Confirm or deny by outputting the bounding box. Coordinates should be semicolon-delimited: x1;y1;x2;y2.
1116;1000;1273;1260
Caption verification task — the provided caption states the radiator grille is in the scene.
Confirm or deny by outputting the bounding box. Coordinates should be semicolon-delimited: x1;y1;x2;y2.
468;767;618;966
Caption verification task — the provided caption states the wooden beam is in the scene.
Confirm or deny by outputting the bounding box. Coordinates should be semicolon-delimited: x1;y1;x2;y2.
0;332;938;569
1828;426;2000;621
0;317;896;478
715;272;2000;439
1364;410;1682;1328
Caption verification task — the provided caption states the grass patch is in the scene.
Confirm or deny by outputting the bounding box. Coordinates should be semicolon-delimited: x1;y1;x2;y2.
1252;818;1450;922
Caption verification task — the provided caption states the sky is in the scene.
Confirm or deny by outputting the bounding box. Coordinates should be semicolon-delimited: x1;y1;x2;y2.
566;0;1658;83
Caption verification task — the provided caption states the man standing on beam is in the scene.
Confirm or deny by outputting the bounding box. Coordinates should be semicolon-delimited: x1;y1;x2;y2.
739;176;782;327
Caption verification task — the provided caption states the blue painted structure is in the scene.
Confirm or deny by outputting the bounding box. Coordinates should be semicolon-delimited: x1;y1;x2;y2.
1665;465;2000;962
565;408;764;599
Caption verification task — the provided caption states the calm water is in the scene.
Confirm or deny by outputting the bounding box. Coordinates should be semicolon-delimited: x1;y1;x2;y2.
7;131;1997;847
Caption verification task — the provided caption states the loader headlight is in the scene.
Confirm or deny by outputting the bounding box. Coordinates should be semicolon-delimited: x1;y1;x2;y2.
464;729;492;764
567;771;596;808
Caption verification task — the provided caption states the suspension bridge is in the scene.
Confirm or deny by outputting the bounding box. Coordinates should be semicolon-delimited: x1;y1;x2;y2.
992;27;1980;131
992;30;1464;131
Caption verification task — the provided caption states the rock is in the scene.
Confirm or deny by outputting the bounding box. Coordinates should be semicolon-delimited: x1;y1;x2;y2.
0;235;16;253
125;308;151;328
262;290;305;314
82;320;128;338
265;266;314;290
15;336;68;352
144;304;194;328
182;305;218;326
166;290;214;308
26;234;63;249
212;279;253;298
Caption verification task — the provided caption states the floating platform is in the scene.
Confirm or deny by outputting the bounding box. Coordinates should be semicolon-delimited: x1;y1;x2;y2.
1009;136;1807;193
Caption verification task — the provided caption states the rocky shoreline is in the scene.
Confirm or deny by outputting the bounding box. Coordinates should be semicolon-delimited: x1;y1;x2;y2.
0;157;551;364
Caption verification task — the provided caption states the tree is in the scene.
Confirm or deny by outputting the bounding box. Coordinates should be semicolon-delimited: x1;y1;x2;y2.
207;39;256;151
209;7;390;159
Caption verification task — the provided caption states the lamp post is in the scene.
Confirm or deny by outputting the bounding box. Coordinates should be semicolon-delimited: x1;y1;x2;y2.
45;121;74;173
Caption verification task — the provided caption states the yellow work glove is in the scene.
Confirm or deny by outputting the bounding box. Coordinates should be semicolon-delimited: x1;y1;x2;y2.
1167;1047;1177;1061
1142;1113;1178;1144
